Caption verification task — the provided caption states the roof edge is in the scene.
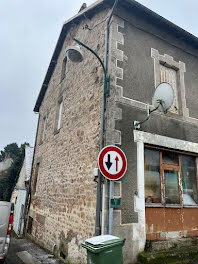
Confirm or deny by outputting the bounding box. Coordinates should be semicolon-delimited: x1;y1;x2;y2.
63;0;104;26
34;0;109;113
123;0;198;45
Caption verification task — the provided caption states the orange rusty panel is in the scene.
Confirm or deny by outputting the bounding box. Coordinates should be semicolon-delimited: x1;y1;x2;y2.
146;233;155;241
164;208;183;232
146;232;162;241
146;208;165;232
183;208;198;231
147;232;168;241
187;230;198;237
146;207;198;240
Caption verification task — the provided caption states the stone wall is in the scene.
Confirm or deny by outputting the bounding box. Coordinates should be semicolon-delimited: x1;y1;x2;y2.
104;6;198;264
29;8;109;264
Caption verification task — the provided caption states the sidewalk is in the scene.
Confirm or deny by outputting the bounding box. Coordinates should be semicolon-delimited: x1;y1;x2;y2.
7;237;62;264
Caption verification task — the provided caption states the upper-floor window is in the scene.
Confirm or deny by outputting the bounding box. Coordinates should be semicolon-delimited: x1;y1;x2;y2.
144;146;198;206
160;64;178;114
54;96;63;134
57;100;63;130
60;57;67;82
32;162;40;195
27;216;33;234
151;48;189;118
40;114;48;144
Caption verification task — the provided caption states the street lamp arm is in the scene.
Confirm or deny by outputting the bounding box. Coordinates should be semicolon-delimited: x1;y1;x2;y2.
73;38;109;95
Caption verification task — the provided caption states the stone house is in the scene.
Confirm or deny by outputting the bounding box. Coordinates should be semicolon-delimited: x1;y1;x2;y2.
28;0;198;263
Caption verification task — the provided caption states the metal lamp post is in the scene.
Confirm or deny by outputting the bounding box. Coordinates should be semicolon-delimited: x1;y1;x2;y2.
66;38;110;235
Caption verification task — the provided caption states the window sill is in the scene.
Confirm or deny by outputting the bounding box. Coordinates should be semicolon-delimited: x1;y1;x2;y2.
165;204;182;208
145;203;163;208
38;140;43;146
31;194;38;200
59;78;65;85
54;128;61;135
183;205;198;208
145;203;182;208
26;233;32;237
146;203;198;209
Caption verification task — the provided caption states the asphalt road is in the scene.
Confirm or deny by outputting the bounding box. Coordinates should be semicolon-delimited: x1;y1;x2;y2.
5;238;26;264
5;237;61;264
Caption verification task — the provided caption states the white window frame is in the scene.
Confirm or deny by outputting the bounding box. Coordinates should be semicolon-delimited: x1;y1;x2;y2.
151;48;189;117
134;130;198;207
57;101;63;130
54;95;64;134
133;130;198;249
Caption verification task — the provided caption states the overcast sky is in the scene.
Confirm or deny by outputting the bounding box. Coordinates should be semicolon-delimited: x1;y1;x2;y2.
0;0;198;151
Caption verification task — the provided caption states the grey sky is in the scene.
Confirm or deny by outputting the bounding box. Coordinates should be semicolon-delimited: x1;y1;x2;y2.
0;0;197;151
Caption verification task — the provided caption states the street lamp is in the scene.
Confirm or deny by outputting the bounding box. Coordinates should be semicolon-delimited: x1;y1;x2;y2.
66;38;110;235
66;44;84;62
66;38;110;95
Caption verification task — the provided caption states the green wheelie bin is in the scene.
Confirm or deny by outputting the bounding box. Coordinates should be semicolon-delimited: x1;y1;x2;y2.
82;235;125;264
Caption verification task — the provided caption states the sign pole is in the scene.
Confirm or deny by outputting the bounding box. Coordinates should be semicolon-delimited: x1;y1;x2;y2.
109;180;114;235
98;145;127;235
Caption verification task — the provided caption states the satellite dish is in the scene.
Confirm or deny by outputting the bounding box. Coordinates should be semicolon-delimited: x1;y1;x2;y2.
65;45;84;62
134;82;174;129
153;82;174;113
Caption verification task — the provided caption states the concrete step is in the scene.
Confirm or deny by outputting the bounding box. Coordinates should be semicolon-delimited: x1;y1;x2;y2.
137;245;198;264
145;237;198;251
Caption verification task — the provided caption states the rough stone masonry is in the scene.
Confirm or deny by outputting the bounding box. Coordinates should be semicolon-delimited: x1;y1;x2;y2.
28;7;111;264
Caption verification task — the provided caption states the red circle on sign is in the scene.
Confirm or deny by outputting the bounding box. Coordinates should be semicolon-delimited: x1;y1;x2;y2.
98;145;127;181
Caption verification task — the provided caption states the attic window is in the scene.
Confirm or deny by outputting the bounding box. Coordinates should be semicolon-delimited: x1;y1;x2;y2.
60;57;67;82
57;101;63;130
54;95;63;134
40;112;48;144
151;48;189;118
160;64;178;114
32;162;40;195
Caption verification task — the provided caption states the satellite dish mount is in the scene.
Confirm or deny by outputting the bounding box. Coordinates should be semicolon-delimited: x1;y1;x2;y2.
134;82;174;130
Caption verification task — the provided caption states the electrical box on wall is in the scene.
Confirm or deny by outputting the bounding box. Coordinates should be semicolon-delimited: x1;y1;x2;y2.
110;198;121;209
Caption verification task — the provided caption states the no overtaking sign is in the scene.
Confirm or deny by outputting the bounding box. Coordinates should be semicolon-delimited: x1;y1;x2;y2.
98;145;127;181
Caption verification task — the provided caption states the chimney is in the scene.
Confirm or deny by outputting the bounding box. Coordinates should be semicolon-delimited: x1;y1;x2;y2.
78;3;87;13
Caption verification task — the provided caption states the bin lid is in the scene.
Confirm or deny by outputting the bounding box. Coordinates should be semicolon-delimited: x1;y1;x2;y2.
85;235;123;246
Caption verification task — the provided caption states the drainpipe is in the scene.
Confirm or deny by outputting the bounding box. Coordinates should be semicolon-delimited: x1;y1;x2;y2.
23;113;40;233
95;0;119;236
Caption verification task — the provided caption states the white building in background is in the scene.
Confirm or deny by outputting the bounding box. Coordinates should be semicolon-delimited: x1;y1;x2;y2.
11;146;34;236
0;157;12;178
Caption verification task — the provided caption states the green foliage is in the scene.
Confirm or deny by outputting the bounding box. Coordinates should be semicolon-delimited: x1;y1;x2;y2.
0;150;5;162
0;142;29;201
0;143;21;161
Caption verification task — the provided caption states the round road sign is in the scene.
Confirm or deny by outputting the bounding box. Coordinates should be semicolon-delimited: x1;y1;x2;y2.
98;145;127;181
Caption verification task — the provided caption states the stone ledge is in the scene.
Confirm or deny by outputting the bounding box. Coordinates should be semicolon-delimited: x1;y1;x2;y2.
137;244;198;264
